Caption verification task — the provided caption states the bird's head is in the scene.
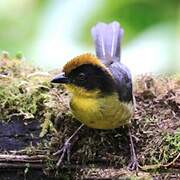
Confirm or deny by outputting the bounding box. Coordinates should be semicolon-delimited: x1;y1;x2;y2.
51;53;115;98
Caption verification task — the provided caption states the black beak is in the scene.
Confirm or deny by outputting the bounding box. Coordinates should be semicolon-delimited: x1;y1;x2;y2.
51;73;70;84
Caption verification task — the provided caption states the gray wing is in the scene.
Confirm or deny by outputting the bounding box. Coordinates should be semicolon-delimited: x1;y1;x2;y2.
108;61;133;102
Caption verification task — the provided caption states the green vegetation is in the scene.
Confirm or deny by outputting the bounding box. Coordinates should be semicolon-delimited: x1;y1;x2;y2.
0;53;179;178
82;0;180;43
0;52;60;136
163;131;180;163
0;0;51;55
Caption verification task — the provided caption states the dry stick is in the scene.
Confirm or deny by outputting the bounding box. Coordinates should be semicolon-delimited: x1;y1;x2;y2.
0;154;46;159
0;154;83;170
0;154;46;163
0;154;47;169
140;153;180;170
162;153;180;168
9;149;49;154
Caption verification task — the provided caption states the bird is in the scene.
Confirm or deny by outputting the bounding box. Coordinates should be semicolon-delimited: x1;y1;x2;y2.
51;21;139;171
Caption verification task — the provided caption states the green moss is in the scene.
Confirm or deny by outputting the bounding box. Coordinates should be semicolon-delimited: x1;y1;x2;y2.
0;52;180;178
163;130;180;163
145;130;180;166
0;52;63;137
0;76;50;120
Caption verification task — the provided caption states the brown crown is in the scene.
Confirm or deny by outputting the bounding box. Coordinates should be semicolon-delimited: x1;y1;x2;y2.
63;53;109;74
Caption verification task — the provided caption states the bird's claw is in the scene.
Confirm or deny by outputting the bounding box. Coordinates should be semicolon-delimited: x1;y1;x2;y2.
128;158;139;171
53;124;84;167
53;140;71;167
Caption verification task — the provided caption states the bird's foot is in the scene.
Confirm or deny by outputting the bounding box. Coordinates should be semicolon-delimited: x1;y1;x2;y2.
53;139;71;167
128;157;139;171
128;126;139;172
53;124;84;167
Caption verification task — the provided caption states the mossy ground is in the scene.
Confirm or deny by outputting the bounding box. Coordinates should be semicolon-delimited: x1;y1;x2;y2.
0;52;179;179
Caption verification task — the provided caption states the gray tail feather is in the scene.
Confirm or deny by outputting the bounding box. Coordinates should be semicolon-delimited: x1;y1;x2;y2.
91;21;124;62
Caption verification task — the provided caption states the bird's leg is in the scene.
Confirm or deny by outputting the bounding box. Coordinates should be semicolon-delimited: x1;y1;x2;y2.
128;126;139;171
53;124;84;167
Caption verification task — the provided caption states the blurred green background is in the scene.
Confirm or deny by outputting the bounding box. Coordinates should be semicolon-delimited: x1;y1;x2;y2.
0;0;179;75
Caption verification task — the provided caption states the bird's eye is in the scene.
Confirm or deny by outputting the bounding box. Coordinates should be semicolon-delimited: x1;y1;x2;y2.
78;73;86;81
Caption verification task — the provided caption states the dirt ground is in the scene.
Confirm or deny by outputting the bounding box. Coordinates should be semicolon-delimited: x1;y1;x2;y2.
0;53;179;179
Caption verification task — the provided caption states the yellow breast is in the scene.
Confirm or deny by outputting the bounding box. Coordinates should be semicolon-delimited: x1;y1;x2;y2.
70;92;134;129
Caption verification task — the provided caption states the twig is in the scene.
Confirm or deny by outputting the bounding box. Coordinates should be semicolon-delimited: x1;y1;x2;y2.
0;154;46;162
162;153;180;168
0;154;48;170
140;153;180;170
